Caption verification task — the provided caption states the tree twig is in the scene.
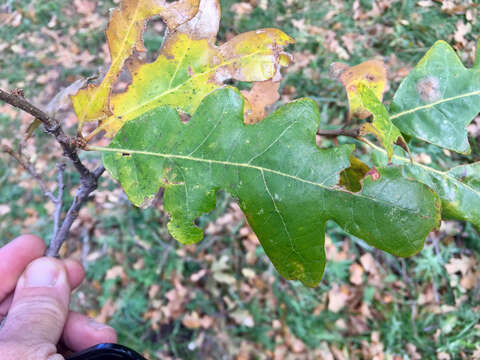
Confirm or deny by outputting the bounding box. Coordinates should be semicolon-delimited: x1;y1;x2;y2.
2;146;69;246
52;163;66;243
0;88;104;257
46;165;104;257
0;89;91;177
317;127;361;138
1;145;57;203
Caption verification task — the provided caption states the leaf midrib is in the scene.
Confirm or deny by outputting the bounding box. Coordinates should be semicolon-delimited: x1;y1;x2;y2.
90;145;422;213
391;90;480;120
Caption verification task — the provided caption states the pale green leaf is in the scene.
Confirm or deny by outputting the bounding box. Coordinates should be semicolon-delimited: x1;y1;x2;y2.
391;40;480;154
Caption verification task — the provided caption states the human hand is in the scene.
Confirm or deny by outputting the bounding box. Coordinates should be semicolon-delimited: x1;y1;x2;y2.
0;235;117;359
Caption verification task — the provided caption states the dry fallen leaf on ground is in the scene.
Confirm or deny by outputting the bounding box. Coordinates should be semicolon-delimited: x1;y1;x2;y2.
328;284;350;313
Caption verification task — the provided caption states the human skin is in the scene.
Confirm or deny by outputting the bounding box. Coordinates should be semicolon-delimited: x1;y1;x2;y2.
0;235;117;359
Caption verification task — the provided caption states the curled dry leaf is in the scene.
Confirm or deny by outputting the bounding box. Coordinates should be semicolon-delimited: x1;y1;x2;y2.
230;2;253;16
25;79;87;140
105;265;126;281
359;253;379;276
71;0;201;130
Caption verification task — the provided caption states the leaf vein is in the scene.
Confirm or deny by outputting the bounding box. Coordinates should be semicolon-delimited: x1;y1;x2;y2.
261;169;302;260
93;145;424;213
391;90;480;120
247;118;300;164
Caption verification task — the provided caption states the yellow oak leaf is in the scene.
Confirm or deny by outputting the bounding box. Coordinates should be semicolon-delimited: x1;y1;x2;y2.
71;0;200;130
330;59;388;119
85;0;293;139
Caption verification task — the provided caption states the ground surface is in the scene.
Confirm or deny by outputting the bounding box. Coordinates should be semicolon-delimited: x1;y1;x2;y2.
1;0;480;359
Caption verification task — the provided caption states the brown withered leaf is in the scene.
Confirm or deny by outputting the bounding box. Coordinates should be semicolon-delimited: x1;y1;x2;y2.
25;79;86;140
182;311;214;329
328;284;350;313
241;80;280;124
230;309;254;327
73;0;96;15
445;255;475;276
349;262;364;285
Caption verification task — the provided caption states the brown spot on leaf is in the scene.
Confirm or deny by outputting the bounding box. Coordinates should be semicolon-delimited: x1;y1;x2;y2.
416;76;441;102
179;112;191;123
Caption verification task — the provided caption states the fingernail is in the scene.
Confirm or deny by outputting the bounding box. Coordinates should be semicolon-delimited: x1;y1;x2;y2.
24;258;60;287
89;320;110;330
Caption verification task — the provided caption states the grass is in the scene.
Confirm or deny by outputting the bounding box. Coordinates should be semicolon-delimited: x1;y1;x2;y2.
1;0;480;358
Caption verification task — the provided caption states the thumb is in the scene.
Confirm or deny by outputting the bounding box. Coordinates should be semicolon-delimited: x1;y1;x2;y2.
0;257;70;347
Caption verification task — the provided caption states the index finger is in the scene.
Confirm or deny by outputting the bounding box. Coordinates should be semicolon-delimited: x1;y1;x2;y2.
0;235;46;302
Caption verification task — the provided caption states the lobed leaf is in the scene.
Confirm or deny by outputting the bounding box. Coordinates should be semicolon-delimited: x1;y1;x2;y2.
357;84;406;161
87;0;293;138
96;88;441;287
391;40;480;154
71;0;200;129
370;141;480;231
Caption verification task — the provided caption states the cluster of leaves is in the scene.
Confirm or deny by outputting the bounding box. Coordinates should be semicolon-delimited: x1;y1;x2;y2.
65;0;480;287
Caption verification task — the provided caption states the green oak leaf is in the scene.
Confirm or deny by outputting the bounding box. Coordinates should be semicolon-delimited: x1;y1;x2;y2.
358;83;406;161
96;88;440;287
391;40;480;154
370;140;480;231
